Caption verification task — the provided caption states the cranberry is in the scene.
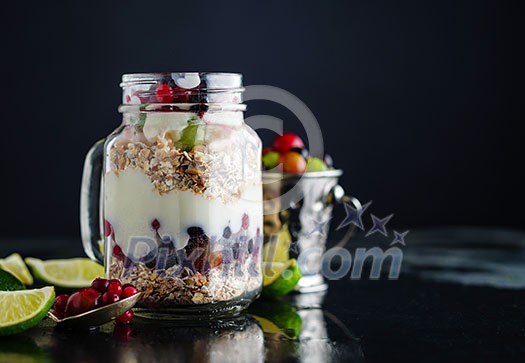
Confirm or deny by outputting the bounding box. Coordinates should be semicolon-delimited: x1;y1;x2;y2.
151;219;161;231
155;84;174;103
64;288;100;317
107;280;122;296
113;244;124;259
272;133;305;153
53;294;69;318
115;310;134;325
122;283;135;289
100;291;120;306
91;278;110;293
121;286;139;299
172;86;193;103
104;220;113;237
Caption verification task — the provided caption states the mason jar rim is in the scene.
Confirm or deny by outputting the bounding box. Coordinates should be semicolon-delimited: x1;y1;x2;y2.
120;72;243;90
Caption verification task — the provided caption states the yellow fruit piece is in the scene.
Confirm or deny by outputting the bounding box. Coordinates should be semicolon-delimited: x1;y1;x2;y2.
262;260;292;287
0;286;55;336
263;227;292;263
25;258;104;289
0;253;33;286
262;259;302;298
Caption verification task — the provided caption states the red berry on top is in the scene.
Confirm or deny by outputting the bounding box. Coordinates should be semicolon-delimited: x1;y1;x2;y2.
113;244;124;260
104;220;113;237
271;133;305;153
53;294;69;318
155;84;174;103
121;286;139;299
107;280;122;296
91;278;110;293
115;309;134;325
100;291;120;306
64;288;100;317
151;219;161;231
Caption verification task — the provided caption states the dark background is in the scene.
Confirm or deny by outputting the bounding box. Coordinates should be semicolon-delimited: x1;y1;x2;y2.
1;0;522;238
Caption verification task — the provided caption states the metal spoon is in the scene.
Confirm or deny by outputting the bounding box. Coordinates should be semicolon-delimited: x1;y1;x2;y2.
47;292;142;328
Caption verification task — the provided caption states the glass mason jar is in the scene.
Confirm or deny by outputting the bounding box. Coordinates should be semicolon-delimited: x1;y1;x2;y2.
81;72;263;319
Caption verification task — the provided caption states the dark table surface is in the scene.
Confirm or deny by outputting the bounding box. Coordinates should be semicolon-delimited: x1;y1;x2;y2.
1;227;524;363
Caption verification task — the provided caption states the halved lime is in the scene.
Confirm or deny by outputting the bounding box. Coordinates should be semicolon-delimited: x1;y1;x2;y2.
0;286;55;336
0;253;34;286
25;258;104;289
0;270;25;291
262;258;302;298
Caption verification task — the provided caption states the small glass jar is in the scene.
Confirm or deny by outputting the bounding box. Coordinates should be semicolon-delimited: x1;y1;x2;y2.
81;73;263;319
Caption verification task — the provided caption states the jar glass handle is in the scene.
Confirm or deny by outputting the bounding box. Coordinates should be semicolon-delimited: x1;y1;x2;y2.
80;139;105;264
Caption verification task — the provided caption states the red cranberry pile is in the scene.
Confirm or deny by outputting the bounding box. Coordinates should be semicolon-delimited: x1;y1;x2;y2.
52;278;139;325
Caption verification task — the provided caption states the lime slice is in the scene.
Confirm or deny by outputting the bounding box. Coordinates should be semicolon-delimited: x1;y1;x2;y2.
25;258;104;289
263;227;292;263
263;260;292;287
262;259;302;298
0;253;33;286
0;286;55;336
0;270;25;291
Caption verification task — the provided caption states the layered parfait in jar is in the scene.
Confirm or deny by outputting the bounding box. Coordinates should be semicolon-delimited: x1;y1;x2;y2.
103;73;262;317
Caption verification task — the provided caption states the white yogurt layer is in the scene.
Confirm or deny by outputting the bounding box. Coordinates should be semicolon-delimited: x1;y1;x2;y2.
142;112;244;143
104;168;263;253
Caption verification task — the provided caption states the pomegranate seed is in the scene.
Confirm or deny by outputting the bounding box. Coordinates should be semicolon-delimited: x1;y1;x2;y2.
113;244;124;259
104;220;113;237
172;86;192;103
91;278;110;293
101;291;120;306
121;286;138;299
115;310;134;324
151;219;161;231
53;294;69;319
241;213;249;230
107;280;122;296
155;84;174;103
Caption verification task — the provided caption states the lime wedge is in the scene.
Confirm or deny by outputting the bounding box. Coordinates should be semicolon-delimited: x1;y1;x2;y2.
0;270;25;291
0;253;34;286
263;260;292;287
0;286;55;336
25;258;104;289
263;227;292;263
262;259;302;298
